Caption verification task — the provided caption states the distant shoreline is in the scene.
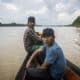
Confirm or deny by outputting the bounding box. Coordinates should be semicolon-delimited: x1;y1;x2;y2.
0;24;80;27
0;24;26;26
0;24;71;27
0;16;80;27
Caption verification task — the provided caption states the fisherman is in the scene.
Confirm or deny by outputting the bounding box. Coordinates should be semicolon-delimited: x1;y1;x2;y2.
26;28;67;80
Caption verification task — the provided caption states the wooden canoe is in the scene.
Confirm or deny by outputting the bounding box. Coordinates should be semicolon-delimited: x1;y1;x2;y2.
15;53;80;80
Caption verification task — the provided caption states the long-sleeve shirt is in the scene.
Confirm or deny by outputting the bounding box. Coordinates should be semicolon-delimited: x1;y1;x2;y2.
23;27;39;53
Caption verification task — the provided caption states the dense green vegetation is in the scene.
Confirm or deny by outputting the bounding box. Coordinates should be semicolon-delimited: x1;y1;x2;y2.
72;16;80;27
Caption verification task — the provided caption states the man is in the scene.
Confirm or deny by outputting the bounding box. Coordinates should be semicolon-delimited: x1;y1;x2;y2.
18;16;41;80
23;16;41;54
26;28;67;80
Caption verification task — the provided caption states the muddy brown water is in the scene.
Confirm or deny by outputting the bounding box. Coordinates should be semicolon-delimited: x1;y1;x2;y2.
0;26;80;80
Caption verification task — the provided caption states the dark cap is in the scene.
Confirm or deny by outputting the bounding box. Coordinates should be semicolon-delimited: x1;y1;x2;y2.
28;16;35;23
42;28;55;37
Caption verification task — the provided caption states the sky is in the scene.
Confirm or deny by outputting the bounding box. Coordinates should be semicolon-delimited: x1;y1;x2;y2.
0;0;80;25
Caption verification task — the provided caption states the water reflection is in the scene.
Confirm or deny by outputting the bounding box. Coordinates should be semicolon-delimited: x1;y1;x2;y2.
75;28;80;46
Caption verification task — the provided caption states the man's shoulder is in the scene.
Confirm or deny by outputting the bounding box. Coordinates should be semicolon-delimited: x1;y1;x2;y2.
24;28;33;34
25;28;32;32
51;42;60;50
49;42;63;54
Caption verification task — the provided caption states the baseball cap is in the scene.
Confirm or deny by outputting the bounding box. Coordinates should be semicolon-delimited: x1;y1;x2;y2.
42;28;55;37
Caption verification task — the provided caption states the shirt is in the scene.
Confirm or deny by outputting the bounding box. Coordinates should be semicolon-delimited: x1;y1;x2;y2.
23;27;39;52
42;42;67;79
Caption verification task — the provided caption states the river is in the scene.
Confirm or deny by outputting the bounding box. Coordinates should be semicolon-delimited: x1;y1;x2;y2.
0;26;80;80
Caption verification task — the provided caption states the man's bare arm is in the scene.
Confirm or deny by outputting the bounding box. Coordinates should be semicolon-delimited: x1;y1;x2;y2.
26;48;43;68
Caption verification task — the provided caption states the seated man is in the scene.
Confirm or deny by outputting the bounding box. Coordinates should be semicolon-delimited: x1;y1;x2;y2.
23;16;42;54
26;28;67;80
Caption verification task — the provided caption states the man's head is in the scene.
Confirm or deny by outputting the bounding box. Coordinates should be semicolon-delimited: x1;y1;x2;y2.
27;16;35;29
42;28;55;46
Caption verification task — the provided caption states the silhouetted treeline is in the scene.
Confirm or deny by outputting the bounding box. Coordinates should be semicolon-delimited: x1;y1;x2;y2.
72;16;80;27
0;22;27;26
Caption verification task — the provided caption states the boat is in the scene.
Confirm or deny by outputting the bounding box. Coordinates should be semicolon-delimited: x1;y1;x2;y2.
15;32;80;80
15;55;80;80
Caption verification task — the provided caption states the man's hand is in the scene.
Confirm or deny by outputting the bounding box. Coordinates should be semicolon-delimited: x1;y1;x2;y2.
40;61;50;69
